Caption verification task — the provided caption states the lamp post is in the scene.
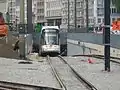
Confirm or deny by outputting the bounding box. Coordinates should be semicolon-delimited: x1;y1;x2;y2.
85;0;89;32
11;0;12;23
20;0;26;60
104;0;110;72
74;0;77;30
68;0;70;32
27;0;33;34
20;0;25;24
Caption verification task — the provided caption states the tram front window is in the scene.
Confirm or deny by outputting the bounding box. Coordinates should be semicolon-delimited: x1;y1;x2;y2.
43;30;59;45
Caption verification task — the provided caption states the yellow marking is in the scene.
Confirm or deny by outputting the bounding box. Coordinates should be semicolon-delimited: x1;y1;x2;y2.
27;53;43;62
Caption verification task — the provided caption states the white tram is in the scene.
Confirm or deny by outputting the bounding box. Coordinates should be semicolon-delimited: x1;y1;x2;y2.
39;26;60;56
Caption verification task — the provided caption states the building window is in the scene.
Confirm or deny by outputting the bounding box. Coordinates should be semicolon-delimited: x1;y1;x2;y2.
98;18;101;23
103;18;104;22
112;18;115;22
97;8;104;16
97;0;104;6
89;9;93;16
111;8;116;13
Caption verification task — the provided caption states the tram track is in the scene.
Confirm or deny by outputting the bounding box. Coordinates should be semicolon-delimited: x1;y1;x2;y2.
0;80;58;90
72;54;120;64
47;55;66;90
47;55;97;90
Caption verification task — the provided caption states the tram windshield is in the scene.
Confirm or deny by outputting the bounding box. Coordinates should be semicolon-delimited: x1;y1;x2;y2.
42;29;59;45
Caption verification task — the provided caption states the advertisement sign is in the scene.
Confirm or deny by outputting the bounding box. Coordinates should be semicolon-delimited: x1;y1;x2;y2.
112;21;120;30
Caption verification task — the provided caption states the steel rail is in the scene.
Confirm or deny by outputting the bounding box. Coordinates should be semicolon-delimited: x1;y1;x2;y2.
46;55;67;90
0;80;58;90
72;54;120;64
58;55;97;90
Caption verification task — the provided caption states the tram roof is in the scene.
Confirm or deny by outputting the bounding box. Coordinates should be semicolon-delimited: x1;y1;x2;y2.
42;26;59;30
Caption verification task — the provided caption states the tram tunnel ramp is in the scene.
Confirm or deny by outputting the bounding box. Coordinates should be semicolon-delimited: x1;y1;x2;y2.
0;31;19;59
60;32;67;56
32;31;67;56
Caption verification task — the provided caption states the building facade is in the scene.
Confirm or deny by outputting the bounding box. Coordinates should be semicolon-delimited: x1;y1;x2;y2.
6;0;120;27
44;0;62;26
36;0;46;24
0;0;8;22
61;0;84;28
93;0;118;26
7;0;16;23
15;0;37;24
7;0;46;24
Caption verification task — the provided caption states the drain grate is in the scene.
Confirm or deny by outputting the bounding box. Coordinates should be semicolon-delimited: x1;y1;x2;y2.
18;61;33;64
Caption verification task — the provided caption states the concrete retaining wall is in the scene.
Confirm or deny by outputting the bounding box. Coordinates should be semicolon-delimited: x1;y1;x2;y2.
67;33;120;58
67;33;120;49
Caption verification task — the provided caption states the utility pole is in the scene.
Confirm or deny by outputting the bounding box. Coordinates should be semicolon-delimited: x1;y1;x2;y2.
27;0;33;33
85;0;89;32
20;0;26;59
11;0;12;23
104;0;110;72
20;0;25;24
74;0;77;31
68;0;70;32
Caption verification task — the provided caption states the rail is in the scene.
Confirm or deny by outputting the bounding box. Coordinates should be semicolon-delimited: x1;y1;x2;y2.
0;80;58;90
47;55;97;90
47;55;67;90
72;54;120;64
58;55;97;90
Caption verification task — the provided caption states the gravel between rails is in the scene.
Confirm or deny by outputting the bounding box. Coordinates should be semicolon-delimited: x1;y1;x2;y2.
63;56;120;90
50;57;88;90
0;57;61;89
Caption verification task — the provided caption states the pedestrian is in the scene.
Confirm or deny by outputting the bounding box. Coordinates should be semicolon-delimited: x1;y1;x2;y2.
13;40;19;51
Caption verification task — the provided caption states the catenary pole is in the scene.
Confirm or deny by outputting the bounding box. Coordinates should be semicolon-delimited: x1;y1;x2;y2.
104;0;110;72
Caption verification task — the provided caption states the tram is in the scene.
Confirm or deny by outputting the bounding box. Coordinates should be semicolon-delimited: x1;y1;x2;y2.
39;26;60;56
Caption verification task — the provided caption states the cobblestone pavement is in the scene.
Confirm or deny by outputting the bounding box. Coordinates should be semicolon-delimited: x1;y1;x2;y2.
0;57;61;89
63;56;120;90
50;57;88;90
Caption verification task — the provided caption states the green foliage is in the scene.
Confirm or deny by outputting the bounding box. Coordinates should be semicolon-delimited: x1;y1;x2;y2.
35;23;42;33
112;0;120;12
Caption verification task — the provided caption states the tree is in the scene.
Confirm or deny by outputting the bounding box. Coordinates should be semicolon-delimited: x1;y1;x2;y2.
112;0;120;13
35;23;42;33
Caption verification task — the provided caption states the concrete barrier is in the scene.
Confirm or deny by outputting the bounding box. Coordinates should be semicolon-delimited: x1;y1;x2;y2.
67;39;120;58
19;34;33;58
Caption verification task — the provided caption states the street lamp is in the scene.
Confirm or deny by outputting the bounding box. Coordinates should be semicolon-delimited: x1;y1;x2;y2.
27;0;33;34
68;0;70;32
85;0;89;32
74;0;77;31
11;0;12;23
104;0;110;72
